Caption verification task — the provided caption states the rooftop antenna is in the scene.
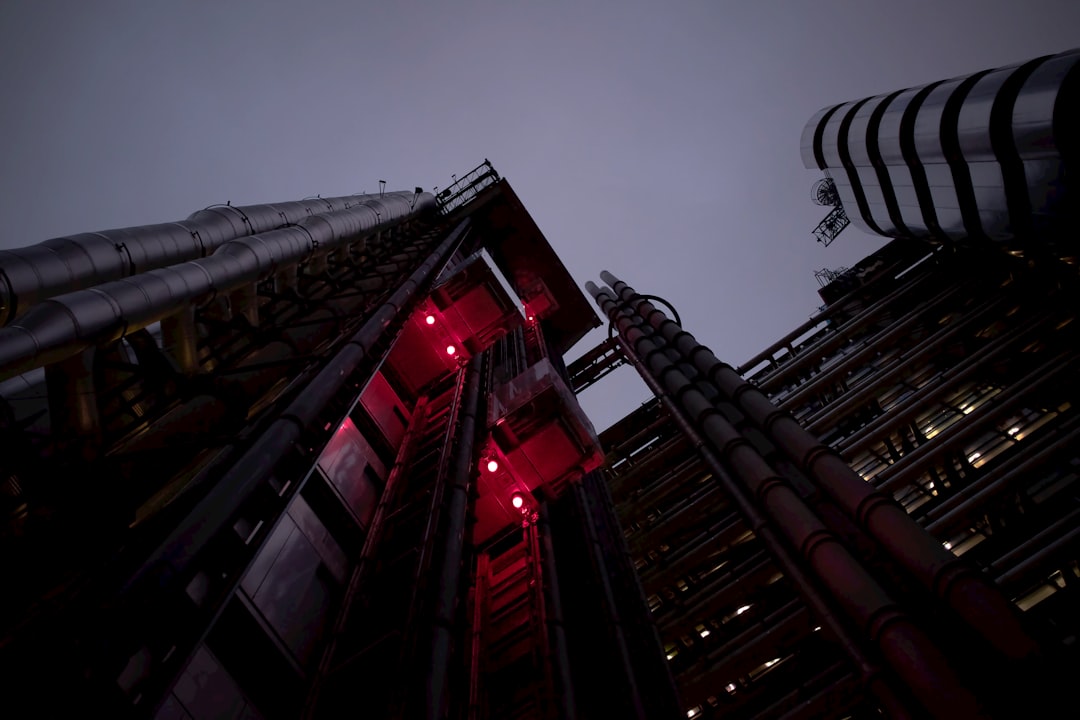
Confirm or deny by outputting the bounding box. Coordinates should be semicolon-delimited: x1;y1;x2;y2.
810;177;850;247
378;180;386;197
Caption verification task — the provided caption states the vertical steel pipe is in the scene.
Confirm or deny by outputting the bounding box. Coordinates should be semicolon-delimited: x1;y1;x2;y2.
573;479;649;720
589;280;981;718
537;501;578;720
427;354;483;720
608;332;912;719
602;271;1042;665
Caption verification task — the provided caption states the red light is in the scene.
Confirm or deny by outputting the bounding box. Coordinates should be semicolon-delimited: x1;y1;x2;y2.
446;345;456;356
486;459;499;473
425;315;436;325
511;494;524;509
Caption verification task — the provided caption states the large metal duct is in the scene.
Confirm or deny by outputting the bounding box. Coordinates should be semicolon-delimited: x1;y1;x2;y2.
0;190;434;325
0;192;435;380
589;279;985;718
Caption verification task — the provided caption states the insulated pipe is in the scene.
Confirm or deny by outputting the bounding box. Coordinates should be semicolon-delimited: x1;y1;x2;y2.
427;354;483;720
778;284;965;409
989;507;1080;579
874;350;1073;494
755;266;937;393
0;194;431;380
995;524;1080;587
800;297;1027;434
836;316;1055;457
0;191;434;325
592;281;986;718
131;218;470;582
641;514;743;591
927;416;1080;533
618;454;703;516
657;553;775;636
736;250;933;375
602;271;1042;665
591;294;918;719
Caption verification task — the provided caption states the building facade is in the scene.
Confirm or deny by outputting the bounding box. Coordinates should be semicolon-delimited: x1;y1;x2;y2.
0;164;678;719
592;237;1078;718
1;48;1078;720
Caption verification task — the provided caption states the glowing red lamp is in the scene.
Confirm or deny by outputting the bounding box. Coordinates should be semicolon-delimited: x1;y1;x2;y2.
511;493;525;509
445;345;456;356
425;314;436;325
486;459;499;473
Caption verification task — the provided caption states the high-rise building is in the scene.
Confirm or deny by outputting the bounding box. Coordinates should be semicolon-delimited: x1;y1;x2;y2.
0;162;682;719
1;47;1077;719
588;47;1076;718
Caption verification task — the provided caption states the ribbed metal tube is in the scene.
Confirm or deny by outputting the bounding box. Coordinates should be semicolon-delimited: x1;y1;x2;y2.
589;279;981;718
601;270;1043;666
0;191;434;326
0;193;433;381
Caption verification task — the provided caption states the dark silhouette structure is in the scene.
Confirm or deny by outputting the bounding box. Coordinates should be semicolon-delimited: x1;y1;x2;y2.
1;47;1078;720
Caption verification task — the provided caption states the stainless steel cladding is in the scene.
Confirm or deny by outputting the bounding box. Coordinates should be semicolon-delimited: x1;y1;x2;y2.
0;191;435;325
0;191;436;380
801;48;1079;244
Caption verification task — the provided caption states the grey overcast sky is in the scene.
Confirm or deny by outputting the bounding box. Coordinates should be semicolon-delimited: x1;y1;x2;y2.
1;1;1078;431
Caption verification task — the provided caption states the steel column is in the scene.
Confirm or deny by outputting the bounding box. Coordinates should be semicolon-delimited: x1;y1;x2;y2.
598;310;911;718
